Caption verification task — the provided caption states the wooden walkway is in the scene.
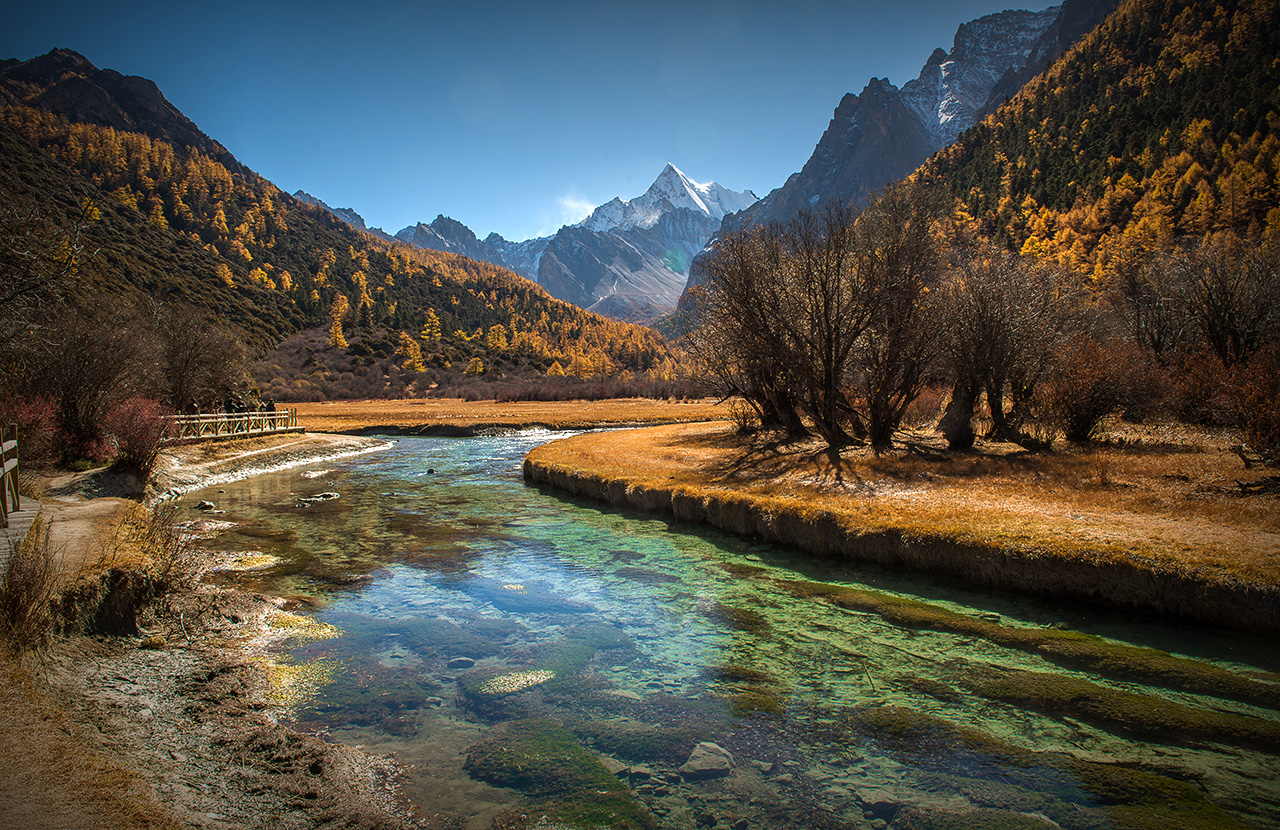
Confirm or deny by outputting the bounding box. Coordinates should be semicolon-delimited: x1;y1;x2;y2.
165;409;302;443
0;500;41;573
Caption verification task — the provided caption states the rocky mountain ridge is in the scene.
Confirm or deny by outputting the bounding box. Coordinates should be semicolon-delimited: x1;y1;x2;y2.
386;164;755;322
0;47;246;175
678;0;1118;304
293;190;393;239
578;163;757;233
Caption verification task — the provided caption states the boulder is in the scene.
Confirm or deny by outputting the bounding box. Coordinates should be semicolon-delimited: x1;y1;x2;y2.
856;788;903;819
680;741;734;780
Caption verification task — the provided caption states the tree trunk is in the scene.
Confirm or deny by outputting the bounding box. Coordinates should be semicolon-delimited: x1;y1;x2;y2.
938;377;978;449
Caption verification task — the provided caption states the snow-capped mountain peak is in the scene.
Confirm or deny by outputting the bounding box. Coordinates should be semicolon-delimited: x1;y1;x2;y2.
579;163;757;233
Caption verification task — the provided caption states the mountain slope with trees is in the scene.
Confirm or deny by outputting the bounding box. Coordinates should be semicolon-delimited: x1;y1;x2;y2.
686;0;1280;464
0;50;681;468
919;0;1280;273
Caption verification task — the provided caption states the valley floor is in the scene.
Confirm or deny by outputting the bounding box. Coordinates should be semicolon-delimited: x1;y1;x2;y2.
5;407;1277;829
290;396;730;434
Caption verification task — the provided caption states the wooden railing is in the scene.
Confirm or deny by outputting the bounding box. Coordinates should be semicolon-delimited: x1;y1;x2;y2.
164;409;301;443
1;424;18;529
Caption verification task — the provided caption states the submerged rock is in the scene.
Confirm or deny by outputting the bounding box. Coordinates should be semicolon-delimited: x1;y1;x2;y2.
856;787;902;819
680;741;734;780
296;492;340;507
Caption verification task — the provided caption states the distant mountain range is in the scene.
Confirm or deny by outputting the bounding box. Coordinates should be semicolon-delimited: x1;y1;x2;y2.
0;48;673;392
308;164;756;323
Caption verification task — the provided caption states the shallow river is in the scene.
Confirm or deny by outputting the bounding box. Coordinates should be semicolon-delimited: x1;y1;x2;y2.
193;432;1280;830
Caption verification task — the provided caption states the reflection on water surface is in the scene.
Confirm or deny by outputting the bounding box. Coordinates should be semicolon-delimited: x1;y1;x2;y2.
194;433;1280;830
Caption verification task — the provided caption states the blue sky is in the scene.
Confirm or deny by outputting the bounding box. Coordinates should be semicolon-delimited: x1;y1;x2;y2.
4;0;1053;241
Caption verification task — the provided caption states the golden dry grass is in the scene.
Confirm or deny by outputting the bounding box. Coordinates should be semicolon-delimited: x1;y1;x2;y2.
0;653;183;830
527;421;1280;591
291;396;731;434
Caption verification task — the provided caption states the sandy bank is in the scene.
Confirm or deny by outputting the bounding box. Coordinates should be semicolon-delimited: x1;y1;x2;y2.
523;422;1280;633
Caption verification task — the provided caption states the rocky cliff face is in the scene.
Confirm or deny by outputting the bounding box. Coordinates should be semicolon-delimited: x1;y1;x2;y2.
978;0;1120;118
0;48;245;175
394;215;516;272
710;7;1059;237
484;233;550;281
900;7;1060;147
682;1;1115;301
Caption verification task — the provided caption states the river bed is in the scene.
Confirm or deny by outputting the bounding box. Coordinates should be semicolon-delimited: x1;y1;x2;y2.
189;432;1280;830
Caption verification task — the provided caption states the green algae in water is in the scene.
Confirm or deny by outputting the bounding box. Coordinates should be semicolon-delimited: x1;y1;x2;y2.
777;577;1280;709
845;705;1256;830
956;662;1280;753
464;717;654;829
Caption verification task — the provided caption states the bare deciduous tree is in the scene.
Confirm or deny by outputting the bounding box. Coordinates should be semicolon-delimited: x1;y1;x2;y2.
1175;236;1280;368
157;304;253;413
849;183;948;451
692;183;950;458
940;244;1078;449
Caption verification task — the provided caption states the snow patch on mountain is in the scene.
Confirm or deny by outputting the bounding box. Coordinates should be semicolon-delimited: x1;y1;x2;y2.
900;7;1059;146
578;163;757;233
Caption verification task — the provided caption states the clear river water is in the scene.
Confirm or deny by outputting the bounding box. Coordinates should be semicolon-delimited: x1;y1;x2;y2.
192;432;1280;830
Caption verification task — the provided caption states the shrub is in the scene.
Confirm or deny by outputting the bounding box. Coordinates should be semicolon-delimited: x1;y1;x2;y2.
102;397;170;479
1169;351;1236;425
1233;346;1280;465
0;519;58;654
0;393;60;470
1040;335;1134;443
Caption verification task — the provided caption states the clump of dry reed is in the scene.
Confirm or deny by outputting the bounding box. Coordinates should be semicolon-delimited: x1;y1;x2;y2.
94;502;197;588
0;518;60;654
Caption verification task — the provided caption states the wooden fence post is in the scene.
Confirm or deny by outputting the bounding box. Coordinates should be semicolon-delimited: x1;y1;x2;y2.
1;424;19;530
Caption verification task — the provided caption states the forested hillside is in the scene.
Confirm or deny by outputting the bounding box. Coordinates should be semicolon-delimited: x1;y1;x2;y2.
920;0;1280;274
0;51;683;468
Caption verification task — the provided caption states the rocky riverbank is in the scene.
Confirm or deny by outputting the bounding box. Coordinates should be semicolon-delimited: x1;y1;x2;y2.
1;432;422;830
151;432;392;500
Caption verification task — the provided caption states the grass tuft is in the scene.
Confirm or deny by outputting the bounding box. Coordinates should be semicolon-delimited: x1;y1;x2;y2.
0;517;60;655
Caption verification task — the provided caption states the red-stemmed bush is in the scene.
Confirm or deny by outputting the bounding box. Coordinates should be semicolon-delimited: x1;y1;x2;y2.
0;393;61;470
102;397;171;479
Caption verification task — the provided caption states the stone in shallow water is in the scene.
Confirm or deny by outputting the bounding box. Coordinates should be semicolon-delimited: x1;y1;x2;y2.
856;788;902;819
476;669;556;695
447;656;475;669
680;741;734;780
